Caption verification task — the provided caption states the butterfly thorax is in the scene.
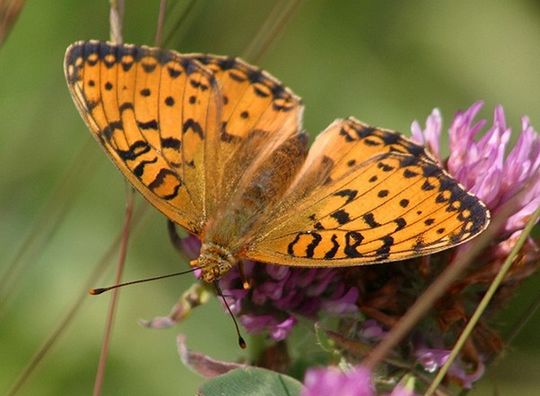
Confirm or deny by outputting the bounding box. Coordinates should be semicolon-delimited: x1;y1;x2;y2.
192;242;236;283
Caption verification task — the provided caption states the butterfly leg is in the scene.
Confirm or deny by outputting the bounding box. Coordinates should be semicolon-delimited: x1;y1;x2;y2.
238;262;252;290
167;220;185;255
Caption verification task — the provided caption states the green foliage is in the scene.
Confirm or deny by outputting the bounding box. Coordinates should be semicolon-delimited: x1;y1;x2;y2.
199;367;303;396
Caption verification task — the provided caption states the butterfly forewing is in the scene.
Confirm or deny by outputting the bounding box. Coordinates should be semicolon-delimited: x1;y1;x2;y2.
64;41;219;233
245;119;490;266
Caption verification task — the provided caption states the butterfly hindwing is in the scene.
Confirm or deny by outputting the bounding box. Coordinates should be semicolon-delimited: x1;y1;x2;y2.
245;119;490;266
187;54;304;215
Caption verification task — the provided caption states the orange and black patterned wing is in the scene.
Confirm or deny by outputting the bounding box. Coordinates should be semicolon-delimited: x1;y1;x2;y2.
245;119;490;266
186;53;303;215
64;41;220;234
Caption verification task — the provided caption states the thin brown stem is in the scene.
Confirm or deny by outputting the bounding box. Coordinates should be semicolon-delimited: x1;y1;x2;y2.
163;0;196;47
0;0;25;48
109;0;124;44
242;0;303;63
92;3;126;394
4;204;148;396
92;187;135;396
154;0;167;47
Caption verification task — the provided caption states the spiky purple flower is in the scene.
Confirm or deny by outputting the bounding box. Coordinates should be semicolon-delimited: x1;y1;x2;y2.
302;366;374;396
412;102;540;233
302;365;418;396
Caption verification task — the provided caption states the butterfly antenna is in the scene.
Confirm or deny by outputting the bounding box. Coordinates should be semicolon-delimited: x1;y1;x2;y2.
89;268;198;295
213;281;246;349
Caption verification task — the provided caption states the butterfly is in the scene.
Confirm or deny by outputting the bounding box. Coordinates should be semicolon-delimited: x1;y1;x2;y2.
64;40;490;283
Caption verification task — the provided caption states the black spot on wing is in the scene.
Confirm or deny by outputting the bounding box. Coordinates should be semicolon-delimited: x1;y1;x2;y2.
162;182;182;201
183;119;204;139
334;189;358;204
399;156;418;167
314;222;324;230
461;194;489;234
133;157;158;178
217;57;236;70
375;235;394;260
228;71;247;82
142;62;157;73
102;121;123;141
404;169;418;178
180;58;199;75
247;69;264;84
344;231;364;258
381;132;399;145
399;199;409;208
137;119;159;130
331;209;351;225
85;100;98;111
422;162;441;177
119;102;134;113
167;66;182;78
189;79;209;91
148;168;178;191
116;140;150;161
287;233;302;256
324;234;340;259
364;138;381;146
421;180;436;191
339;127;355;142
161;137;181;149
305;233;322;258
351;124;375;139
394;217;407;231
413;236;425;253
377;162;394;172
363;212;380;228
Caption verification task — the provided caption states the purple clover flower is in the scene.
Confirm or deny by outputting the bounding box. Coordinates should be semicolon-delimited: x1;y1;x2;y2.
302;366;418;396
179;235;358;341
302;366;374;396
412;102;540;234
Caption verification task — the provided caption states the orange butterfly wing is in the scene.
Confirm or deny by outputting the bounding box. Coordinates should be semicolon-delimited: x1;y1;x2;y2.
65;41;490;270
64;41;220;233
186;53;303;217
64;41;304;235
244;118;490;266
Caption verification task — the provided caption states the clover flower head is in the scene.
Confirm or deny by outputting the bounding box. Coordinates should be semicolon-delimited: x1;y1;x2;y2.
302;366;374;396
411;101;540;234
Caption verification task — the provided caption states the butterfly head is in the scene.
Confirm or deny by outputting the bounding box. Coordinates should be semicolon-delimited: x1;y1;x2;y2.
191;242;236;283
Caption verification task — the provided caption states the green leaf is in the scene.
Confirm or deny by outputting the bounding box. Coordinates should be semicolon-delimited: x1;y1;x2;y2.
198;367;303;396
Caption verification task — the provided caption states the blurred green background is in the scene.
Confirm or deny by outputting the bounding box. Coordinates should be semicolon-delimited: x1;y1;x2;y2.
1;1;539;395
